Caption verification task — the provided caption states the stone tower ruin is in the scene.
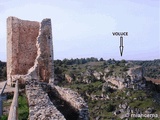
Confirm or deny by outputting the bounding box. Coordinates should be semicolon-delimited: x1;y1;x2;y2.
6;17;88;120
7;17;54;86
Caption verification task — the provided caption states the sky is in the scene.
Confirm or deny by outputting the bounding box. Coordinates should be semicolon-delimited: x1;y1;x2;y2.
0;0;159;61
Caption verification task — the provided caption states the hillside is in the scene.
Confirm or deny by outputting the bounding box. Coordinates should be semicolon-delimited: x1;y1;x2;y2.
0;58;160;119
54;58;160;120
132;60;160;84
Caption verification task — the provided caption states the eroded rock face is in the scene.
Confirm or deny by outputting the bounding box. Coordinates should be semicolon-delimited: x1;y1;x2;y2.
106;77;125;89
65;74;73;83
7;17;54;85
93;71;103;80
127;66;144;81
103;66;145;90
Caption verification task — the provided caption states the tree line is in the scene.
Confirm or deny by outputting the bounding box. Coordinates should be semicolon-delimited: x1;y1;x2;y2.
54;57;105;66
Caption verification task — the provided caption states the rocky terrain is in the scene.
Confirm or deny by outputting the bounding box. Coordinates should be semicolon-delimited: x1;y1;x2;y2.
54;58;160;120
0;58;160;119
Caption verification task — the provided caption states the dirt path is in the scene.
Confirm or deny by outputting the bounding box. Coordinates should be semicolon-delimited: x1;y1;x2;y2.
0;81;15;93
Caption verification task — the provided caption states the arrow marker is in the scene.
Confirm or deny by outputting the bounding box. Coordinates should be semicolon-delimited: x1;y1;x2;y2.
112;32;128;56
119;36;123;56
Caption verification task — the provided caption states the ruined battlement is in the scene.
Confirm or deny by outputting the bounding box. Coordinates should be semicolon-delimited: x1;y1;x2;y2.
6;17;88;120
7;17;54;85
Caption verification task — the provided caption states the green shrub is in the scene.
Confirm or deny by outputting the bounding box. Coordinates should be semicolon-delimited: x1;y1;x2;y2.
18;94;29;120
0;115;7;120
106;103;115;112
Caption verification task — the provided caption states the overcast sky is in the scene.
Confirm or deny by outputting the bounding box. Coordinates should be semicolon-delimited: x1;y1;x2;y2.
0;0;159;61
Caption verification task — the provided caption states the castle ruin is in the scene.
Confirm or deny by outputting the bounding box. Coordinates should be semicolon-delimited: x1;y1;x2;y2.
6;17;88;120
7;16;54;86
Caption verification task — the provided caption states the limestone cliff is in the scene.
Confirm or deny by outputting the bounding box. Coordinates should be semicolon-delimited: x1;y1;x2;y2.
103;66;145;89
63;66;145;90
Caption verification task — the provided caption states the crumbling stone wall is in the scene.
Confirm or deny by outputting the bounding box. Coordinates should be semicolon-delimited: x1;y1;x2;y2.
54;86;88;120
7;17;54;85
6;17;88;120
25;79;65;120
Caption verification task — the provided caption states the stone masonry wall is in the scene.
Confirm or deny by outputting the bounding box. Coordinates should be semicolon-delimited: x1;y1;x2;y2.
54;86;89;120
7;17;54;85
7;17;88;120
25;79;65;120
27;18;54;84
7;17;39;85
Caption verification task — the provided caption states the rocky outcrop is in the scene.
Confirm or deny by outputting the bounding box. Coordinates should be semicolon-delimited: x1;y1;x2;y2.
127;66;144;81
65;74;73;83
64;66;145;90
103;66;145;89
106;77;125;89
93;71;103;80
